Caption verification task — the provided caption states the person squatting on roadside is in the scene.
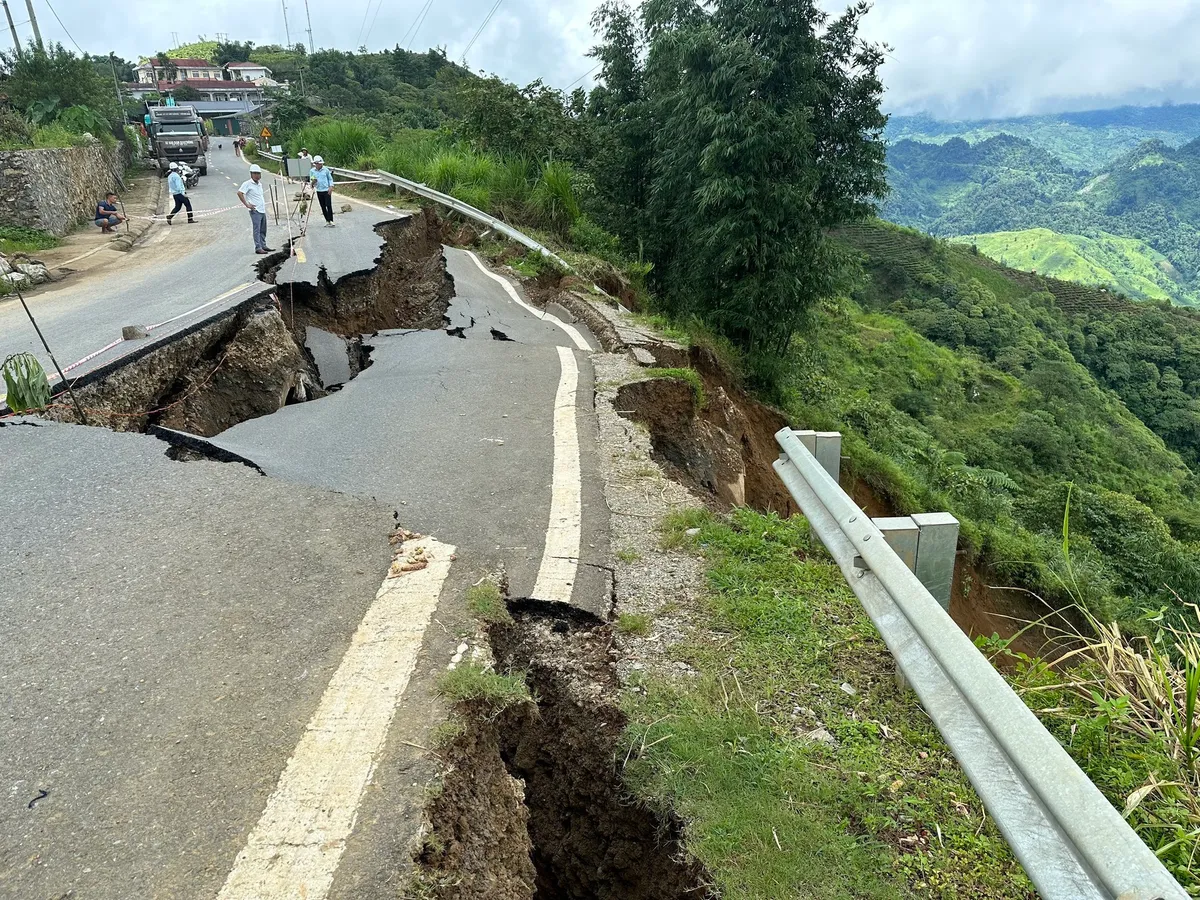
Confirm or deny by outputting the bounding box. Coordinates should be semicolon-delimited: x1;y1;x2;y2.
165;162;194;224
237;164;274;255
94;193;126;233
309;155;335;226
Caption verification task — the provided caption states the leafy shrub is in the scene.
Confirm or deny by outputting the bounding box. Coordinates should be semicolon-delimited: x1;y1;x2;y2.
529;161;580;235
568;215;622;259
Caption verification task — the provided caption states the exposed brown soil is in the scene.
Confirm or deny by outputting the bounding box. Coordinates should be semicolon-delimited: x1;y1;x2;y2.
41;207;453;440
419;715;537;900
608;339;1073;650
420;601;710;900
41;299;319;437
613;345;794;515
275;207;453;338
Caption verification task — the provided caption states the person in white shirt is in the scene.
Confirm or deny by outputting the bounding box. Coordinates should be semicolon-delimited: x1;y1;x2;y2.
236;164;273;254
166;162;194;224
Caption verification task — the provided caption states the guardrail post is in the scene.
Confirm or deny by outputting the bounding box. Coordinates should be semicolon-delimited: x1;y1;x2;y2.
873;517;919;570
814;432;841;485
870;513;959;612
792;430;840;483
911;512;959;611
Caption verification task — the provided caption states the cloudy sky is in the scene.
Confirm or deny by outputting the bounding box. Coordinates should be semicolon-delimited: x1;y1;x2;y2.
11;0;1200;120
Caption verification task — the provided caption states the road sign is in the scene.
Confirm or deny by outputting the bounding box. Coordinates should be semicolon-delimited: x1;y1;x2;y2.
260;126;272;139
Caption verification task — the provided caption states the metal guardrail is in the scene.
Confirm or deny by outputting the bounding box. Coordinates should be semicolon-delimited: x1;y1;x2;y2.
774;427;1186;900
254;151;574;272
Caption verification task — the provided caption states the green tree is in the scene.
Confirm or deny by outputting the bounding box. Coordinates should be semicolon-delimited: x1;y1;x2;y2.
587;1;652;245
215;40;256;65
153;52;178;83
642;0;888;354
0;42;121;129
171;85;202;101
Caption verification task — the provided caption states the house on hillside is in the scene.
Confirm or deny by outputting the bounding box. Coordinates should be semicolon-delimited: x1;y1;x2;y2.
135;58;224;83
225;62;274;84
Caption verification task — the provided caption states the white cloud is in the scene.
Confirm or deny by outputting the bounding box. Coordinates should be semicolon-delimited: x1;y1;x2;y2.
836;0;1200;119
15;0;1200;119
15;0;600;88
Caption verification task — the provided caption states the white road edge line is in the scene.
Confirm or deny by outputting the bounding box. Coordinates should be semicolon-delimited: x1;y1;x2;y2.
532;346;583;603
463;249;591;351
145;280;257;332
216;537;456;900
340;193;406;215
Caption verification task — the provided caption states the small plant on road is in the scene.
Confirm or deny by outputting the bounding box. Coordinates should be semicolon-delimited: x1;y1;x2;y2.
2;353;51;413
465;580;510;624
438;663;531;712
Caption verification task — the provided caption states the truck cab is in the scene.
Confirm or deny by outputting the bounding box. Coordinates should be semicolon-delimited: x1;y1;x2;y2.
146;106;208;176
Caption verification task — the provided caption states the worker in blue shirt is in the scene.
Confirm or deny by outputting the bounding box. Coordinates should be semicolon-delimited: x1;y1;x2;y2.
309;155;336;227
165;162;194;224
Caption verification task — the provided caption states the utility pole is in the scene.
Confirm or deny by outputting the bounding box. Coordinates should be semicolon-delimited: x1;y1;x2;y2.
303;0;314;54
109;54;124;120
280;0;291;49
22;0;41;49
2;0;20;54
170;30;179;47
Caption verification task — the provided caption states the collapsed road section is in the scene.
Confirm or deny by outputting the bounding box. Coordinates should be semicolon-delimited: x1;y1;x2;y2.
38;209;452;437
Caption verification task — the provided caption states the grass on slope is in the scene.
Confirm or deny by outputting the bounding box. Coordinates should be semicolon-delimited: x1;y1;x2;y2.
827;220;1200;623
957;227;1196;306
624;508;1032;899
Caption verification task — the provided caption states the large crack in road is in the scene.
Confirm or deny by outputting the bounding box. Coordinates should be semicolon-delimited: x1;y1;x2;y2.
0;186;620;899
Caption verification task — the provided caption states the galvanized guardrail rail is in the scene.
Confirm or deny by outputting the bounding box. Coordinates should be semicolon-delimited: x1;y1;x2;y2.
774;427;1185;900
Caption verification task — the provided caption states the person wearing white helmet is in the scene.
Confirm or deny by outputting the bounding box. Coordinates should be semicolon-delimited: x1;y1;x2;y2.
236;164;274;254
165;162;194;225
309;155;335;227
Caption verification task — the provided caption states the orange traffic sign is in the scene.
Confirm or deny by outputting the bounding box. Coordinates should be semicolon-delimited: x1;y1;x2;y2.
260;126;272;139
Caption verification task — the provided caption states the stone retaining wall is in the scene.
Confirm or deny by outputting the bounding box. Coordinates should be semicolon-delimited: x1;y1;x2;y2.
0;142;127;236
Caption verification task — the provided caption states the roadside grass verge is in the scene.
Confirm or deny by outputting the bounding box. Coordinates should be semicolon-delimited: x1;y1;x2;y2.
0;226;61;255
624;507;1033;899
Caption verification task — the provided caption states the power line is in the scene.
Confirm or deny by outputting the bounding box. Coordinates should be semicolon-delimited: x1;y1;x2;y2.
406;0;434;50
363;0;390;48
564;61;600;90
461;0;502;63
393;0;433;51
355;0;372;46
40;0;81;53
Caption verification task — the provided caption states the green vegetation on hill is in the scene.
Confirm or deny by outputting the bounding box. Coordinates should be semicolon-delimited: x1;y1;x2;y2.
959;227;1197;305
887;104;1200;170
791;220;1200;624
885;133;1200;307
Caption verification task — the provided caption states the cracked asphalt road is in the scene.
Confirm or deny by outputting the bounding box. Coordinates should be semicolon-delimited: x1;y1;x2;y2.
1;179;607;899
0;143;400;385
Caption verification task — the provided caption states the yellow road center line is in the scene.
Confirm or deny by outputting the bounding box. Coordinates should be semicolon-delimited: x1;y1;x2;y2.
216;537;456;900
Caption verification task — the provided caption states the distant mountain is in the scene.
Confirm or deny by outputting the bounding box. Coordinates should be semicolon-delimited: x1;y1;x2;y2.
883;133;1200;306
887;104;1200;171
